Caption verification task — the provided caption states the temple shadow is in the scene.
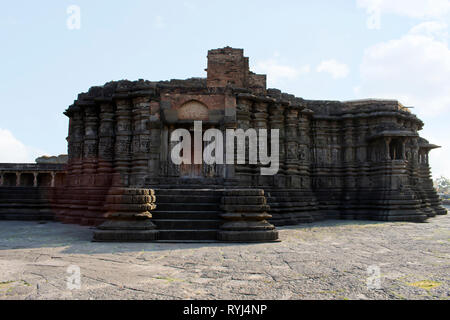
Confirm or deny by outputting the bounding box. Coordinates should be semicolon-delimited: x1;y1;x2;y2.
0;217;436;255
0;221;268;255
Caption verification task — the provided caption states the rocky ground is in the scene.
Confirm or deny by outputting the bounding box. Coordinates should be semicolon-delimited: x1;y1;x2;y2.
0;208;448;300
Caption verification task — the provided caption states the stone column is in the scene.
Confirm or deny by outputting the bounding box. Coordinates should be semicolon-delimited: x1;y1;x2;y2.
131;96;151;187
284;107;300;188
343;119;355;164
385;138;392;160
97;102;116;187
298;108;313;190
356;118;371;219
253;98;270;186
341;118;357;220
70;107;85;186
269;102;285;188
356;118;368;163
113;99;133;187
223;100;237;184
51;172;56;188
0;173;3;187
66;117;74;175
16;172;20;187
235;95;254;186
33;173;38;187
82;104;99;186
68;103;90;223
299;108;319;221
147;101;162;185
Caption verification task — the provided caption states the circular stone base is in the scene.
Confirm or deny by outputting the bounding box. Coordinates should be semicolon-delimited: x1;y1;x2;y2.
93;219;159;242
93;229;159;242
217;230;279;242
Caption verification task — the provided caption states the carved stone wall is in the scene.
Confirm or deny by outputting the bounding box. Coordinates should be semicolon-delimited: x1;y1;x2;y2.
55;48;446;228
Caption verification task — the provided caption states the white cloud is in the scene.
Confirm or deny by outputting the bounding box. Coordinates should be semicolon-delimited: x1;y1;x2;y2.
357;0;450;19
355;22;450;178
357;23;450;115
409;21;449;41
0;129;45;163
254;58;310;87
316;59;350;79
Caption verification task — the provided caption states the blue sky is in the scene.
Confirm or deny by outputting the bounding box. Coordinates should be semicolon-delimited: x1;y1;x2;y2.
1;0;449;178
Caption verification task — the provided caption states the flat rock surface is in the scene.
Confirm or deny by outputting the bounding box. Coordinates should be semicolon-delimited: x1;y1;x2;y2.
0;208;448;300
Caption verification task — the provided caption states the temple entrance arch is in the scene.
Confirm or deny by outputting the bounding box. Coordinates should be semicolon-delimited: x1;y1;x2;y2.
161;97;227;183
178;100;209;121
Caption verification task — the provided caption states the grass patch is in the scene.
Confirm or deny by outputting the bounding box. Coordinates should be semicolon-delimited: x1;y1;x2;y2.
408;280;441;290
0;281;14;287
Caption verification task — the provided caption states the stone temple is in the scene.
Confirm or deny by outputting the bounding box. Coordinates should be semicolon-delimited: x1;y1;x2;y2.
0;47;446;242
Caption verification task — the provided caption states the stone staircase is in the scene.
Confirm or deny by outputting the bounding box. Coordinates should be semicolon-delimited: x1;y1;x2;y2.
151;189;223;241
0;187;54;221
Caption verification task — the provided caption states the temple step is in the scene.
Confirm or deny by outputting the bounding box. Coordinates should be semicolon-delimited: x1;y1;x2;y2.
150;189;223;241
154;189;223;197
153;219;221;230
152;211;220;220
157;229;218;241
0;187;55;221
155;195;220;203
155;202;219;211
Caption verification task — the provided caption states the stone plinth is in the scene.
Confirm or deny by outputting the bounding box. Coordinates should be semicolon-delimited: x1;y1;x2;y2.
218;189;278;242
93;188;158;242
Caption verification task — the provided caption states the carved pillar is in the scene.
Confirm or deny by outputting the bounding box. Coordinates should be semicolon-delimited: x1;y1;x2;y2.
97;102;115;187
82;104;99;186
66;117;74;175
385;137;392;160
269;102;285;187
70;107;85;186
51;172;56;188
33;173;38;187
148;101;161;185
235;95;254;186
341;118;357;219
253;99;270;186
113;99;133;187
355;117;369;193
284;107;299;188
131;96;151;187
298;109;313;190
343;119;355;164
